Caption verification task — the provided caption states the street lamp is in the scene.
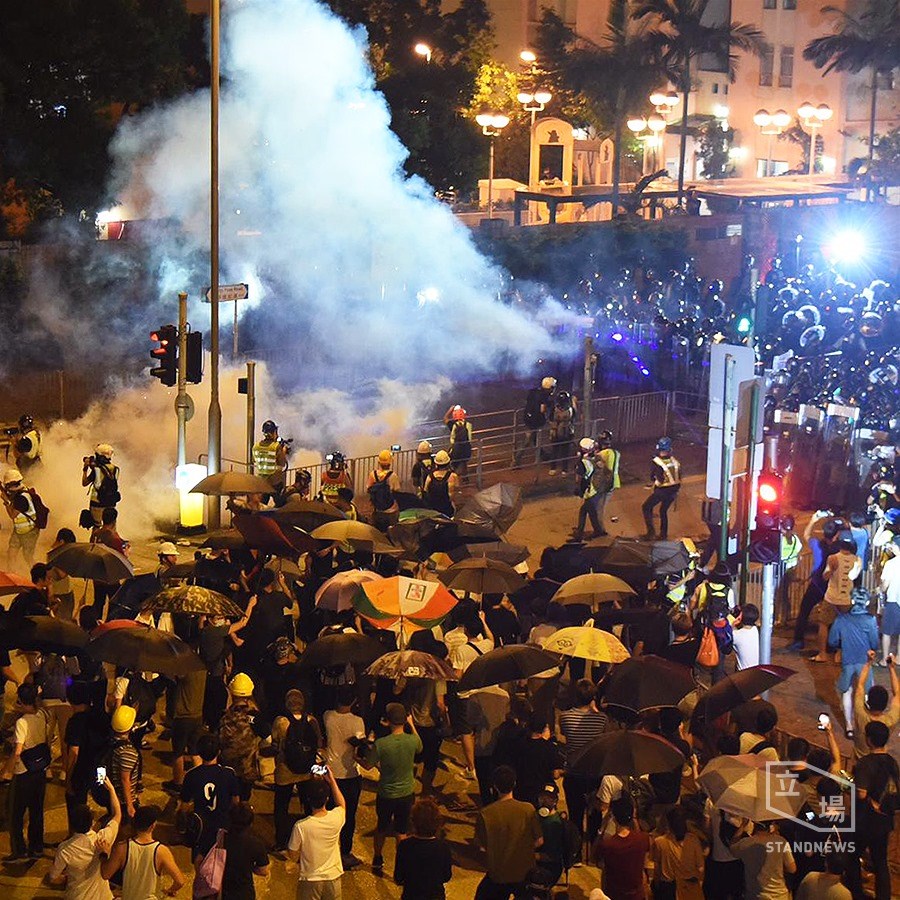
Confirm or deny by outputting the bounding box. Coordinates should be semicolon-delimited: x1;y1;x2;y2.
475;110;510;219
753;108;791;176
518;86;552;189
414;42;432;63
797;102;833;175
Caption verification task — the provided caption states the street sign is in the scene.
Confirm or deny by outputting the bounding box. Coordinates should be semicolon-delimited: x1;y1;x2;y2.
204;283;249;303
708;343;755;430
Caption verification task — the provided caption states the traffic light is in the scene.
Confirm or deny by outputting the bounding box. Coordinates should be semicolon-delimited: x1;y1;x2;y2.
750;469;783;562
150;325;177;386
185;330;203;384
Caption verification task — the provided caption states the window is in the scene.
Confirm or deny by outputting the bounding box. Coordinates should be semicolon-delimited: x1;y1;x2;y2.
783;0;796;8
712;83;719;94
763;0;776;8
759;49;774;86
779;47;794;88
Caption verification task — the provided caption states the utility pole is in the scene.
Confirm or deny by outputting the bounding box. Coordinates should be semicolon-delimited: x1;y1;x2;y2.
739;379;762;603
582;335;595;438
207;0;222;529
175;292;190;468
718;355;736;563
245;361;256;472
760;563;776;666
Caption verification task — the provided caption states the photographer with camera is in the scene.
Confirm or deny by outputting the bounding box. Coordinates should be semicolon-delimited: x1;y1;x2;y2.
13;414;41;473
252;420;290;497
81;444;120;529
2;468;44;571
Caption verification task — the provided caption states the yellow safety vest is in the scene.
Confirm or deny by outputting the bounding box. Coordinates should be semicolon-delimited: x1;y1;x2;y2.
12;491;36;534
652;456;681;487
320;470;347;502
252;440;279;476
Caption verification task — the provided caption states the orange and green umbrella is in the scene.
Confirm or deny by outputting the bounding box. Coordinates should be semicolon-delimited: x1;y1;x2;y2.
352;576;457;640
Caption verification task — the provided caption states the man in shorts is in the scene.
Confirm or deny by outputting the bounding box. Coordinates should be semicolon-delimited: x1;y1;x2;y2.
365;702;421;874
164;668;206;792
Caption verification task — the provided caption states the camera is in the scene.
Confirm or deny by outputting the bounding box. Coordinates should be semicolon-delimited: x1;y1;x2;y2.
2;426;18;438
83;456;96;466
391;444;401;452
279;437;294;447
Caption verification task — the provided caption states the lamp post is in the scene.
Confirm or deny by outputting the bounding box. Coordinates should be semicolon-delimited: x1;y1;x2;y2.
797;102;833;175
517;87;552;188
753;109;791;177
414;42;432;63
475;111;510;219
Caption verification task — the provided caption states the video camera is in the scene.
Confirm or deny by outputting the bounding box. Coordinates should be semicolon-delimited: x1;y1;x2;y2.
2;426;18;438
83;455;96;466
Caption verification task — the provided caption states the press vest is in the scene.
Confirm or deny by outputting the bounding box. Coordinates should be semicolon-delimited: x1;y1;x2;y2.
252;440;280;476
12;491;36;534
652;455;681;487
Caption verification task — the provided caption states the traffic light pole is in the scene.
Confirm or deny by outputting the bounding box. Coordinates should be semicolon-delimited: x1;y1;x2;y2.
739;379;762;604
760;562;776;666
207;0;222;530
582;335;594;439
176;292;189;469
718;355;736;563
246;361;256;473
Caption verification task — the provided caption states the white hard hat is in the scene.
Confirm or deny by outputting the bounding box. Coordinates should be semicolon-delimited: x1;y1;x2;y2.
95;443;114;457
579;437;596;451
2;469;23;485
541;377;556;390
158;541;178;557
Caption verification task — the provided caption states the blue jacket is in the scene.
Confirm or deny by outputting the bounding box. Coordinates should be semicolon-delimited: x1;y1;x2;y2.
828;611;878;666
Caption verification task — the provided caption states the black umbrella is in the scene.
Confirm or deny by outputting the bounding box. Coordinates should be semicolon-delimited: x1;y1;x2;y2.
438;559;526;596
454;483;523;534
201;529;247;551
299;632;387;669
87;623;204;676
448;542;530;568
107;574;161;619
691;665;796;733
569;730;686;776
47;543;134;584
508;578;561;613
458;645;560;691
603;655;696;713
650;541;691;577
0;615;87;655
262;498;345;532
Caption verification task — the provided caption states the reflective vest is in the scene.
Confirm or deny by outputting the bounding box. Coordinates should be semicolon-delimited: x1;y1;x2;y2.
320;470;348;502
652;456;681;487
12;491;36;534
252;440;279;476
781;534;801;569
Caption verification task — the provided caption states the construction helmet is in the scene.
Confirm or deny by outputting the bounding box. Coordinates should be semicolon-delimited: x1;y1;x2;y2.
656;437;673;453
434;450;451;466
2;469;23;486
229;672;255;697
451;405;467;421
378;449;393;466
112;705;137;733
262;420;278;435
95;443;114;458
541;377;556;390
295;469;312;486
597;430;613;447
158;541;178;557
417;441;432;455
579;438;596;452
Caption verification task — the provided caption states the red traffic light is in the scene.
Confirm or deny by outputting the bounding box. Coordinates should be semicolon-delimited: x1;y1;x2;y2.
759;482;778;504
756;470;783;519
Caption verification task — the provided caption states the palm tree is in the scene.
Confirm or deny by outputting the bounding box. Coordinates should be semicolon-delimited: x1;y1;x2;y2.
804;1;900;180
633;0;766;205
538;1;662;213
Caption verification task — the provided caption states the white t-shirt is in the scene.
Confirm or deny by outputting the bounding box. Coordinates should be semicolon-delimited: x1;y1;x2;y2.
50;821;119;900
323;710;366;780
732;626;760;671
880;556;900;606
445;627;493;672
288;807;345;881
13;710;48;776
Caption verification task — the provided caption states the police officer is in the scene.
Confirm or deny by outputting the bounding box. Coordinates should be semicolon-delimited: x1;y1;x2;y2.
641;436;681;540
13;415;41;473
252;420;289;496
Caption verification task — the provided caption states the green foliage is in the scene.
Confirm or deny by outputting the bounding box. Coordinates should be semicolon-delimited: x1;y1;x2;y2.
696;120;735;179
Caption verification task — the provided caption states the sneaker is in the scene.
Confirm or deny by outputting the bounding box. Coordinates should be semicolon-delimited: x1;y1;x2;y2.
342;853;361;869
371;854;384;873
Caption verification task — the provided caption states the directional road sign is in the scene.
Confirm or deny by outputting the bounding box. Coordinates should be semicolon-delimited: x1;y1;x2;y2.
204;283;249;303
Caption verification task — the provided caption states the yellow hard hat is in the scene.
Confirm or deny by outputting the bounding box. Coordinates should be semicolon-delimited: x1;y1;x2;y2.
417;441;432;454
112;705;137;733
229;672;254;697
378;449;393;465
434;450;451;466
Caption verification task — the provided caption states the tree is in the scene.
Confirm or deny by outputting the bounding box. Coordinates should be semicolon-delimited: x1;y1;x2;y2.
633;0;766;205
803;1;900;181
696;119;735;179
537;4;663;212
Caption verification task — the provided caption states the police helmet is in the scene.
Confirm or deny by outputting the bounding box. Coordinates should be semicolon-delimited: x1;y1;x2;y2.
656;436;673;453
328;451;345;467
597;430;613;447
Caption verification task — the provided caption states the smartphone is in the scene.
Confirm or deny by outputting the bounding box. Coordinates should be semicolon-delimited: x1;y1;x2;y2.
391;444;401;452
311;764;328;776
804;810;816;822
817;713;830;731
96;766;106;784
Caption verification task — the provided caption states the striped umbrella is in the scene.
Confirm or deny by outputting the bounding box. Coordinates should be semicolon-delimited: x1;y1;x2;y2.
315;570;383;613
352;576;457;642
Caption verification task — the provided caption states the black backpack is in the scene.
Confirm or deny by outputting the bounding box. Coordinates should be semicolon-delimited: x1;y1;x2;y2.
124;676;160;725
283;715;319;775
523;388;546;428
367;471;395;511
450;422;472;461
96;466;121;507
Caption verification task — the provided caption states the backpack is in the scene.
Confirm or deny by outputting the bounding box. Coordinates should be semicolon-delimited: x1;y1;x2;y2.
551;405;575;441
425;472;452;515
124;676;159;725
367;470;395;512
283;715;319;775
590;452;617;495
96;466;121;507
450;422;472;461
26;489;49;529
622;776;655;829
37;654;70;701
523;388;546;428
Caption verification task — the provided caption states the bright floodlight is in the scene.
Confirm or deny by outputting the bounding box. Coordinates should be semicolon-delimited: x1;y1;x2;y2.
627;117;647;133
649;91;667;107
816;103;833;122
517;91;534;105
664;92;679;108
534;89;552;106
414;43;432;61
475;112;493;128
647;113;666;133
772;109;791;128
520;49;537;63
416;286;441;307
611;332;624;342
753;109;771;127
492;113;510;129
826;229;866;263
713;104;730;120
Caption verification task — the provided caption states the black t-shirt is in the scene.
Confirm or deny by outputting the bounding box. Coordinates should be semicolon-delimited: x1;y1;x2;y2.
485;606;520;647
660;638;700;668
648;735;691;804
9;589;49;617
855;752;900;826
246;592;292;653
514;738;562;805
221;829;268;900
395;836;453;900
66;708;113;792
181;763;240;830
260;660;304;719
199;624;232;677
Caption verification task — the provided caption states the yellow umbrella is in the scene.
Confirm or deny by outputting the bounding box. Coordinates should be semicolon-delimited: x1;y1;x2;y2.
552;573;636;607
310;520;389;545
542;626;630;663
